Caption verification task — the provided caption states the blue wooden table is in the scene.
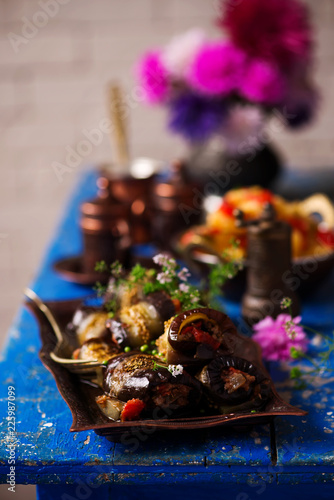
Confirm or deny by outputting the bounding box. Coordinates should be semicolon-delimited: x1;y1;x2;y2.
1;170;334;500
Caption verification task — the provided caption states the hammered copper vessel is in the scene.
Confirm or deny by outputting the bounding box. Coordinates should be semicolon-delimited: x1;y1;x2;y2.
80;175;131;273
150;160;202;249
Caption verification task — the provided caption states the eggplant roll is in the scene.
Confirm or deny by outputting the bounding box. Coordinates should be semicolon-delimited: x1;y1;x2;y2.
103;353;202;417
107;291;176;348
197;356;271;412
165;308;238;366
73;338;121;363
67;305;110;346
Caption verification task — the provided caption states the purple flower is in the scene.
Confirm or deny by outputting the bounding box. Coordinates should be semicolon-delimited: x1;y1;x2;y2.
252;314;308;362
179;283;190;293
168;92;227;142
239;59;286;105
136;51;169;104
188;42;246;96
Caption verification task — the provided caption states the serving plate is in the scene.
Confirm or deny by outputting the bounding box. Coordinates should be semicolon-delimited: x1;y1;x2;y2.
26;299;306;441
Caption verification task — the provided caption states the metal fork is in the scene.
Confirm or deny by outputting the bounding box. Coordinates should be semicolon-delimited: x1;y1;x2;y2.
24;288;103;376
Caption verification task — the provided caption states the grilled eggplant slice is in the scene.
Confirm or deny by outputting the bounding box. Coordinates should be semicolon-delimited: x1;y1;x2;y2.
165;308;238;367
103;353;202;417
197;355;271;413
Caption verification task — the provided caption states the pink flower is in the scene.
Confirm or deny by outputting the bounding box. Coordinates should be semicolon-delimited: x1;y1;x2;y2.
218;0;313;70
136;51;169;104
240;59;286;104
252;314;308;362
188;42;246;96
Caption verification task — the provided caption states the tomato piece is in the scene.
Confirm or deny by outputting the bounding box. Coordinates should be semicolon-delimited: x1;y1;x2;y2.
192;327;221;350
317;227;334;248
172;298;181;313
120;399;145;421
219;200;235;218
245;189;273;204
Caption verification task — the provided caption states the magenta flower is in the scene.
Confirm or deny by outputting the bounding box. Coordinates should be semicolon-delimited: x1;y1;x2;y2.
188;42;246;96
240;59;286;105
218;0;312;70
252;314;308;362
136;51;169;104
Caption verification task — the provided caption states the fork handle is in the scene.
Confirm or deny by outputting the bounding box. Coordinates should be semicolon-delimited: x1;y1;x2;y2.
24;288;64;344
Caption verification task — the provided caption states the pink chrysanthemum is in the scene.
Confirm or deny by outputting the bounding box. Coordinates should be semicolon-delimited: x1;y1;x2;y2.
136;51;169;104
188;42;246;96
252;314;308;362
218;0;312;70
240;59;286;104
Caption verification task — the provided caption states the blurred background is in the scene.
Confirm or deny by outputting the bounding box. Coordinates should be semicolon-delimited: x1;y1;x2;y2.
0;0;334;498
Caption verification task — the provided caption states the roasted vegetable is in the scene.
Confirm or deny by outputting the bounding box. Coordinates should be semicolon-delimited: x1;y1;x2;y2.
67;306;109;346
72;338;121;363
107;292;176;348
164;308;238;367
103;353;202;417
197;356;271;413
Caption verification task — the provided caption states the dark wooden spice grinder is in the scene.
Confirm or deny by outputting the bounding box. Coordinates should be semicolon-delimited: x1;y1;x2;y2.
237;203;300;325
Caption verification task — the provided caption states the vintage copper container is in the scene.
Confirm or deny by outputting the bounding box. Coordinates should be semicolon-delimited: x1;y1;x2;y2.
100;168;155;244
80;176;131;273
239;204;300;325
150;160;202;248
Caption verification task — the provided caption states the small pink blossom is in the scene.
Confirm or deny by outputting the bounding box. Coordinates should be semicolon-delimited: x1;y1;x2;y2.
179;283;190;293
178;267;191;282
252;314;308;362
188;42;246;96
156;272;172;284
153;253;170;267
239;59;286;105
136;50;169;104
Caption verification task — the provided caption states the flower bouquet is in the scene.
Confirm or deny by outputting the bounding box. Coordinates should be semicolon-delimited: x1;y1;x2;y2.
136;0;318;187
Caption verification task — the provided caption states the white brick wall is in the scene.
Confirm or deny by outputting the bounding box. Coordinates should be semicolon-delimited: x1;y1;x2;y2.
0;0;334;362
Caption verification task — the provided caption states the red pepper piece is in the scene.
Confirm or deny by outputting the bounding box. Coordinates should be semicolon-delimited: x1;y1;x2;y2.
219;200;235;217
192;327;221;350
317;227;334;248
120;399;145;421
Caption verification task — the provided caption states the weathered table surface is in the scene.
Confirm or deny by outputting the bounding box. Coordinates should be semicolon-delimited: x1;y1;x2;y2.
1;170;334;500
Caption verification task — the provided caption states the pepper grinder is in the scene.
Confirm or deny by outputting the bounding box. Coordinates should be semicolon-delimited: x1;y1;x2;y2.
236;203;300;325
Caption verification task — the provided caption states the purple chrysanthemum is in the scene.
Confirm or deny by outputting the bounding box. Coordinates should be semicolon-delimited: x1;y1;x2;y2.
252;314;308;362
168;92;227;142
136;50;169;104
188;42;246;96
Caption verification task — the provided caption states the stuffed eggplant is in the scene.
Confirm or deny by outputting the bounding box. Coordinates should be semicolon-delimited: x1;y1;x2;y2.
72;338;121;363
197;355;271;413
106;291;176;348
163;308;238;367
66;305;110;346
103;353;202;418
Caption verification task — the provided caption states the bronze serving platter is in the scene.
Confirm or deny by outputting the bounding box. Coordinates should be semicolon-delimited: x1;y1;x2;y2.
26;299;306;441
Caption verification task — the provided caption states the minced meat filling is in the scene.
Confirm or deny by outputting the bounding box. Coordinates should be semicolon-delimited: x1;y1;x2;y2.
152;383;191;407
221;367;256;394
